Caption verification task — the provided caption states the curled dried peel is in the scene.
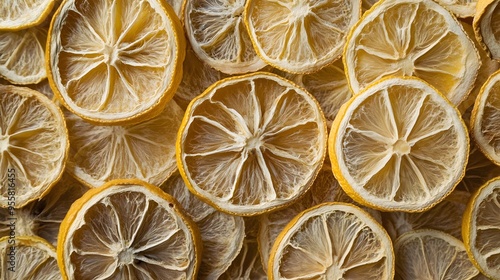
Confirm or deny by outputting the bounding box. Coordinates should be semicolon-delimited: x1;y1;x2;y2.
177;72;327;216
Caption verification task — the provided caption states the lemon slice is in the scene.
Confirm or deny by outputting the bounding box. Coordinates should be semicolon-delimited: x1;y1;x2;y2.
382;190;470;241
173;46;226;110
57;179;201;280
474;0;500;61
0;0;55;31
471;70;500;166
0;24;47;85
184;0;266;75
161;172;245;280
177;72;327;216
269;202;394;279
220;236;267;280
330;77;469;212
434;0;477;18
244;0;361;74
65;100;183;188
344;0;480;105
0;172;88;247
0;236;61;279
47;0;185;125
395;229;480;279
0;85;68;208
290;59;352;129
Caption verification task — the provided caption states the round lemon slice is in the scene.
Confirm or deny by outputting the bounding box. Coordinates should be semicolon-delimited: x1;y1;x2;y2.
269;202;394;279
57;179;201;280
0;85;68;208
244;0;361;74
177;72;327;216
330;77;469;212
395;229;480;279
471;70;500;166
64;99;183;188
344;0;480;105
0;0;55;31
47;0;185;125
0;236;61;279
474;0;500;61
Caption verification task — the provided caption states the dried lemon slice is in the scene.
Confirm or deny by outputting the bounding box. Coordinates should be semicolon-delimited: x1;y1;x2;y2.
269;202;394;279
0;85;68;208
161;172;245;280
47;0;185;125
64;100;183;188
344;0;480;105
244;0;361;74
0;0;55;30
0;236;61;279
330;77;469;212
395;229;480;279
177;72;327;216
474;0;500;61
57;179;201;280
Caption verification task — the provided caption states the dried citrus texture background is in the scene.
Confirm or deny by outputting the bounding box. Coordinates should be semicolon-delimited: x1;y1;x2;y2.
1;0;500;279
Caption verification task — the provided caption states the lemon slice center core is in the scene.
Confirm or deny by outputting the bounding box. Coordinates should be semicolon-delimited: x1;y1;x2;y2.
326;265;345;279
397;57;414;76
392;138;411;155
103;44;119;65
245;134;263;150
0;135;9;153
291;1;311;19
117;247;135;265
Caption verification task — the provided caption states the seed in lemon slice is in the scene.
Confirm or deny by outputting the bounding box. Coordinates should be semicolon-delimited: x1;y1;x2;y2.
0;0;55;31
184;0;266;75
344;0;480;105
269;202;394;279
471;70;500;166
0;24;47;85
65;100;183;188
330;77;469;212
474;0;500;61
244;0;361;74
177;72;327;216
0;85;68;208
1;236;61;279
47;0;185;125
0;172;88;247
395;229;480;279
57;179;201;280
161;172;245;280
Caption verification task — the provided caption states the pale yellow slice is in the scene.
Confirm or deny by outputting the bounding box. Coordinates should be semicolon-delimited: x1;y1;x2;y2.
65;100;183;188
269;202;394;279
330;77;469;212
57;179;201;280
0;85;68;208
0;236;61;279
244;0;361;74
395;229;480;279
471;69;500;166
47;0;185;125
434;0;477;18
474;0;500;61
161;172;245;280
344;0;480;105
184;0;266;74
177;72;327;216
0;172;88;247
0;0;55;30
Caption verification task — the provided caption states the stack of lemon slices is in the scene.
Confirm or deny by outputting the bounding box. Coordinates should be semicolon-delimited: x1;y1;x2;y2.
3;0;500;278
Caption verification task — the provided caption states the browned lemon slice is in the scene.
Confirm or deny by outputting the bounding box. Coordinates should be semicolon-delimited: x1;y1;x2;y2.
177;72;327;216
57;179;201;279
